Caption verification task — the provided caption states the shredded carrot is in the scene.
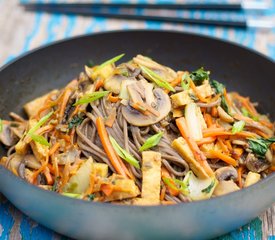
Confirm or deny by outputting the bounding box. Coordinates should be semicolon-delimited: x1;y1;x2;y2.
225;140;233;152
96;117;130;178
70;128;75;144
237;166;244;188
49;142;60;156
94;78;104;91
105;108;117;128
101;184;114;196
70;105;81;118
32;154;49;184
59;88;72;121
107;93;120;103
164;73;183;93
160;185;166;201
247;127;269;139
176;117;214;177
223;88;233;108
36;105;52;120
196;137;216;146
270;166;275;172
189;79;208;103
206;150;238;167
59;160;71;191
161;167;179;196
211;107;218;117
84;170;96;197
259;120;273;129
232;147;243;160
204;113;213;128
217;138;229;154
202;128;256;138
43;167;54;185
131;102;150;116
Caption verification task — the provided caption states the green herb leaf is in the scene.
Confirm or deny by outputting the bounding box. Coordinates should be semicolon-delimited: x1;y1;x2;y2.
211;80;229;114
68;115;84;129
74;91;109;106
181;72;190;90
241;107;249;117
139;132;164;151
232;120;245;134
62;192;83;199
173;178;190;195
140;66;175;92
27;111;53;135
29;134;50;146
110;136;140;169
96;54;125;71
248;137;275;158
190;67;210;85
0;118;3;133
201;180;216;194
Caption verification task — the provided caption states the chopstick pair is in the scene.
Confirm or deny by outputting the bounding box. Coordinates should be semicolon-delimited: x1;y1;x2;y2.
22;2;274;29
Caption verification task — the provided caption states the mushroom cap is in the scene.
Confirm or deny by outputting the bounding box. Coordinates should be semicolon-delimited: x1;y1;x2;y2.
245;153;270;173
215;166;238;181
122;88;171;127
0;124;18;147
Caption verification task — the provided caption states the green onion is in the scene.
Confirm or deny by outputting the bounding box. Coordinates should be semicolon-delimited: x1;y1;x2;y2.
232;120;245;134
162;177;179;191
173;178;189;195
74;91;109;106
29;134;50;146
140;66;175;92
241;107;249;117
109;136;140;169
139;132;163;152
96;54;125;71
181;72;190;90
0;118;3;133
27;111;53;136
62;192;83;199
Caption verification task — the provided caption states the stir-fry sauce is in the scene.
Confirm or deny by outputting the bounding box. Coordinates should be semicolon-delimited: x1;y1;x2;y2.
0;54;274;205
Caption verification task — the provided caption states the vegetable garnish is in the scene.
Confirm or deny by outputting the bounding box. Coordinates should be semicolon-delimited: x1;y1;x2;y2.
110;136;140;169
232;120;245;134
27;111;53;135
0;118;3;133
189;67;210;86
68;115;84;129
139;132;164;152
211;80;229;113
201;180;216;194
29;134;50;146
248;137;275;158
241;107;249;117
140;66;175;92
96;54;125;71
74;91;109;106
181;72;190;90
173;178;189;195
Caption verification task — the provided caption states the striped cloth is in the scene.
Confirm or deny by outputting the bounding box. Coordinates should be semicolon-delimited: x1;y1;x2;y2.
0;0;274;239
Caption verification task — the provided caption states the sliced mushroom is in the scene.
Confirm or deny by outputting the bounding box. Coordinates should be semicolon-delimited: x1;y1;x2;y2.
213;180;240;196
215;166;238;181
6;154;24;177
24;154;41;169
245;153;270;173
133;55;177;82
122;88;171;127
217;106;234;123
54;148;80;165
0;123;19;147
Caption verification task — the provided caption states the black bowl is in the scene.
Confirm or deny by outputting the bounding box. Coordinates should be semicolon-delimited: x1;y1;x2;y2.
0;30;274;240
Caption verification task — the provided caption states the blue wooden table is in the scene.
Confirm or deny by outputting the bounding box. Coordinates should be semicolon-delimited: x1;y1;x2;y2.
0;0;275;239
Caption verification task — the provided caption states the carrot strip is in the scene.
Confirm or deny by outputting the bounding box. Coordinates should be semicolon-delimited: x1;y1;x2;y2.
211;107;218;117
160;186;166;201
237;166;244;188
49;142;60;156
43;167;54;185
84;170;96;196
59;88;72;121
131;102;150;116
206;150;238;167
225;140;233;152
232;148;243;160
94;78;104;91
70;105;81;118
189;79;208;103
217;138;229;154
161;167;179;196
202;128;256;138
259;120;273;129
223;88;233;108
204;113;213;128
176;117;214;177
196;137;216;146
107;93;120;103
101;184;114;196
270;166;275;172
96;117;129;178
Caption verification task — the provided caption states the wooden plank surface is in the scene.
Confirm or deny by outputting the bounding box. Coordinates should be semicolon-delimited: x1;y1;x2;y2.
0;0;274;239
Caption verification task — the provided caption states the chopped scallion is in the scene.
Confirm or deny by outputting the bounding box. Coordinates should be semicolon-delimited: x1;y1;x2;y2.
139;132;163;152
74;91;109;106
232;120;245;134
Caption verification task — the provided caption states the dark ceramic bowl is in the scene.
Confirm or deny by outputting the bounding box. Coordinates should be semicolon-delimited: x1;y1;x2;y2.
0;30;274;240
